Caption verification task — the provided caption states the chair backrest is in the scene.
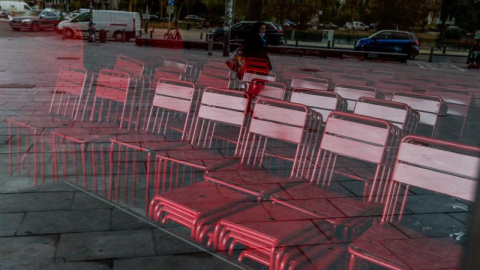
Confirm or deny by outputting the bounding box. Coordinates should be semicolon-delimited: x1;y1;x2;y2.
383;135;480;223
400;76;436;92
375;79;414;100
334;84;380;111
291;76;329;91
332;73;368;87
198;72;231;90
313;111;402;199
191;88;250;155
354;97;419;134
290;88;346;122
90;69;135;129
242;98;322;177
163;58;189;73
426;86;472;117
242;69;276;83
201;65;231;78
392;91;447;137
49;66;91;121
113;55;145;77
247;79;286;100
145;79;197;140
152;68;182;82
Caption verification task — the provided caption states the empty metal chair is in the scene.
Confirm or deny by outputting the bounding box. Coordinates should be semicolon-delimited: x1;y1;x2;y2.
392;91;448;138
197;72;231;90
334;84;382;111
426;86;473;139
113;55;145;77
354;97;420;135
7;66;92;185
348;135;480;270
290;88;347;123
246;79;286;100
291;75;330;91
375;79;414;100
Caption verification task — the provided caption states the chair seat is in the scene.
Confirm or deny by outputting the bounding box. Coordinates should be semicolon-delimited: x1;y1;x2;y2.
205;164;306;198
110;133;190;152
158;148;239;171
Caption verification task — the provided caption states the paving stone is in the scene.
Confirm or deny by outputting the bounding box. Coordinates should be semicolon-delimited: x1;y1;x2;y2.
113;253;243;270
0;213;24;236
56;230;156;262
38;181;78;192
17;209;111;235
0;176;39;193
70;191;114;210
395;213;466;238
0;235;56;265
0;261;112;270
0;192;73;213
111;208;153;231
153;229;204;256
448;212;473;225
404;194;471;214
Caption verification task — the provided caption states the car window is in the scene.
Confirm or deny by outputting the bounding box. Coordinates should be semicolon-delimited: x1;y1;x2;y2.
234;23;252;31
392;32;408;39
47;12;56;16
73;12;90;22
375;31;392;39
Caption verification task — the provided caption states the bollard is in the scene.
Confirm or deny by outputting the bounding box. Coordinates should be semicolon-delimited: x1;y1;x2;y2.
428;46;434;63
200;32;203;39
291;30;295;41
207;34;213;55
327;41;331;49
443;46;446;54
150;30;153;38
295;38;298;47
354;40;357;47
122;29;125;43
332;39;335;47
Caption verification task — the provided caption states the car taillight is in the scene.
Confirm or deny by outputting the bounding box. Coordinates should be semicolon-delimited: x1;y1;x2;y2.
277;29;282;33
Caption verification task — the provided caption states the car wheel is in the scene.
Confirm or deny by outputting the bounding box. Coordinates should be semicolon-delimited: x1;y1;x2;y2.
408;49;417;59
64;28;74;39
113;31;124;42
31;22;40;32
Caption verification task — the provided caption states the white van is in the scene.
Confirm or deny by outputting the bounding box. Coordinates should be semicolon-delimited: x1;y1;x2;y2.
344;21;369;31
0;1;32;13
57;10;141;41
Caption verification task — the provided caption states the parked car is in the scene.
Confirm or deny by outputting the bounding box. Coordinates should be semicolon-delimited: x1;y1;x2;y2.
9;9;60;31
344;21;369;31
354;30;420;59
0;10;12;19
184;15;204;22
211;21;284;45
319;22;338;30
284;19;296;27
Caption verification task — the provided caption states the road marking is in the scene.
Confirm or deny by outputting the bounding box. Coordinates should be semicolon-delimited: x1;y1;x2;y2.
450;64;466;72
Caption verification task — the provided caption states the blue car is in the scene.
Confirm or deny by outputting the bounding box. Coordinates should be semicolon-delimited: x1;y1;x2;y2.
354;30;420;59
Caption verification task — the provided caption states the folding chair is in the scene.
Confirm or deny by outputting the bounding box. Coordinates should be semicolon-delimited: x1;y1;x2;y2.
50;69;139;189
354;97;420;135
246;79;286;100
239;69;276;91
290;76;330;91
197;72;231;90
332;73;369;87
7;66;92;185
333;84;382;112
290;88;347;123
162;58;191;80
398;76;436;92
348;135;480;270
108;79;198;210
113;55;145;77
375;79;414;100
392;91;448;138
426;86;473;139
152;68;183;82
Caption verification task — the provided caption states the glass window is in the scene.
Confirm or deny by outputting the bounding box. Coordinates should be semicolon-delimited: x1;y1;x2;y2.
392;32;408;39
73;12;90;22
375;31;391;39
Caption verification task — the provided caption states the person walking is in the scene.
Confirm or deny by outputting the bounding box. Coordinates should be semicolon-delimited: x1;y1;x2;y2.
242;21;273;71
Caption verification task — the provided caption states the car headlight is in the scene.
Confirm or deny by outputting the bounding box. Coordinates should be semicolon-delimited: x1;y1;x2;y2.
22;19;32;22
